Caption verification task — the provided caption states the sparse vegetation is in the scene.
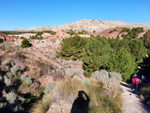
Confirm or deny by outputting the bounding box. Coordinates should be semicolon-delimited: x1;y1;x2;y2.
66;29;77;36
0;31;36;35
109;29;117;33
66;29;89;36
31;77;122;113
43;30;56;35
0;52;45;113
120;27;144;39
78;30;89;34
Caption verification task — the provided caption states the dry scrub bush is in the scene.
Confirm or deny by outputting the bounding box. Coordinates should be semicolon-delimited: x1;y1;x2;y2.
30;88;54;113
18;81;41;97
91;70;109;82
109;72;122;82
102;78;122;105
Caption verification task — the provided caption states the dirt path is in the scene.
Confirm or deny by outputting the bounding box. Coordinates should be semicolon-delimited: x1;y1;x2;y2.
121;82;150;113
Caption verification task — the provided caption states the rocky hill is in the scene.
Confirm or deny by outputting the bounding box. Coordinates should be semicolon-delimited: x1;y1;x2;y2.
14;19;150;33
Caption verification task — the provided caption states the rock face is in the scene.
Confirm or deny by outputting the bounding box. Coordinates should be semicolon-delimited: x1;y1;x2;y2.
17;19;150;33
0;33;18;42
46;100;73;113
53;19;150;33
37;25;52;31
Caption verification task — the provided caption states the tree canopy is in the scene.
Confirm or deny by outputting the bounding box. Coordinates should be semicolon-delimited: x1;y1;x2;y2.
56;35;147;81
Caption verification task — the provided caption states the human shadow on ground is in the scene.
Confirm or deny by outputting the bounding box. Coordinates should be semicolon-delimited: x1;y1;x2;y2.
120;82;132;89
71;90;90;113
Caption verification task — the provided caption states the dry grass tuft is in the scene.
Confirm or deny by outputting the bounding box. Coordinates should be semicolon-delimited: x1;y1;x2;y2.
30;94;53;113
30;77;122;113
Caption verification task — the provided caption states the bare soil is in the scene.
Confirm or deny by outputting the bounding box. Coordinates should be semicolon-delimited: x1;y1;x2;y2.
121;82;150;113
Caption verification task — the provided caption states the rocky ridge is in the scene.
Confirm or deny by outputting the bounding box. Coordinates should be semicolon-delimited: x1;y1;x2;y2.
14;19;150;33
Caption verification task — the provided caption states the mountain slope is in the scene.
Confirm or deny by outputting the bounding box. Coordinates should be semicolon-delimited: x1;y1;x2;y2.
14;19;150;33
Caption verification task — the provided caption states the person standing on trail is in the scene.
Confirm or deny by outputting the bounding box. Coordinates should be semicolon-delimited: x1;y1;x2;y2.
132;74;141;92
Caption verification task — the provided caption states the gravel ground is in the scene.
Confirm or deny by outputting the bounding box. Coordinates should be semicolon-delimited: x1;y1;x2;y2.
121;82;150;113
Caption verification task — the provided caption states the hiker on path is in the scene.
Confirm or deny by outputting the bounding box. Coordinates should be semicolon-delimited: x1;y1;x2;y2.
132;74;141;93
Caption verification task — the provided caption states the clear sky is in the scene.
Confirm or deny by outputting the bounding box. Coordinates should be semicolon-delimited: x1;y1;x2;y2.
0;0;150;30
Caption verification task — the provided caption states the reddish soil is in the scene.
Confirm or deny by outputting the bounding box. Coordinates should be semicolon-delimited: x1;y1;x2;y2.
97;28;122;38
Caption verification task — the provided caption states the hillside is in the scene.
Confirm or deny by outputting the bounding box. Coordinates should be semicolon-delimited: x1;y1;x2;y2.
1;19;150;113
14;19;150;33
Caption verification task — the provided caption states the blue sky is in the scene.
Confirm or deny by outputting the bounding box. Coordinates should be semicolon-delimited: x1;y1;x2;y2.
0;0;150;30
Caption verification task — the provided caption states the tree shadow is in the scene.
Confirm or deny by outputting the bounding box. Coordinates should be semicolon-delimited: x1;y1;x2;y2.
71;90;90;113
139;56;150;80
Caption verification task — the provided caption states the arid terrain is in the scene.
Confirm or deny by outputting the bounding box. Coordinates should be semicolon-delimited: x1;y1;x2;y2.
0;19;150;113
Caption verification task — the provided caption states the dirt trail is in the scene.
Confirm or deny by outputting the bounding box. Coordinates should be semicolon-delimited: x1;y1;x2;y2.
121;82;150;113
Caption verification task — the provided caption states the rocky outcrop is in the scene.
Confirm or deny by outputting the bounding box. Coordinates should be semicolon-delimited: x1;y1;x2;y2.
46;99;74;113
0;33;18;42
16;19;150;33
53;19;150;33
37;25;52;31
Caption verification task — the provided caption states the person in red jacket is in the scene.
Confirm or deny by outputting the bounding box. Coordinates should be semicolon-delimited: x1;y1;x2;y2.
132;74;141;92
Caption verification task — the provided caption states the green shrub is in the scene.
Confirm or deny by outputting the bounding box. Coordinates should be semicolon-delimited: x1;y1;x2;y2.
43;30;56;35
78;30;89;34
56;36;87;60
109;29;117;33
0;38;3;43
93;30;96;33
30;35;43;40
120;27;130;33
36;32;43;36
20;36;25;39
21;38;31;48
66;30;77;36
